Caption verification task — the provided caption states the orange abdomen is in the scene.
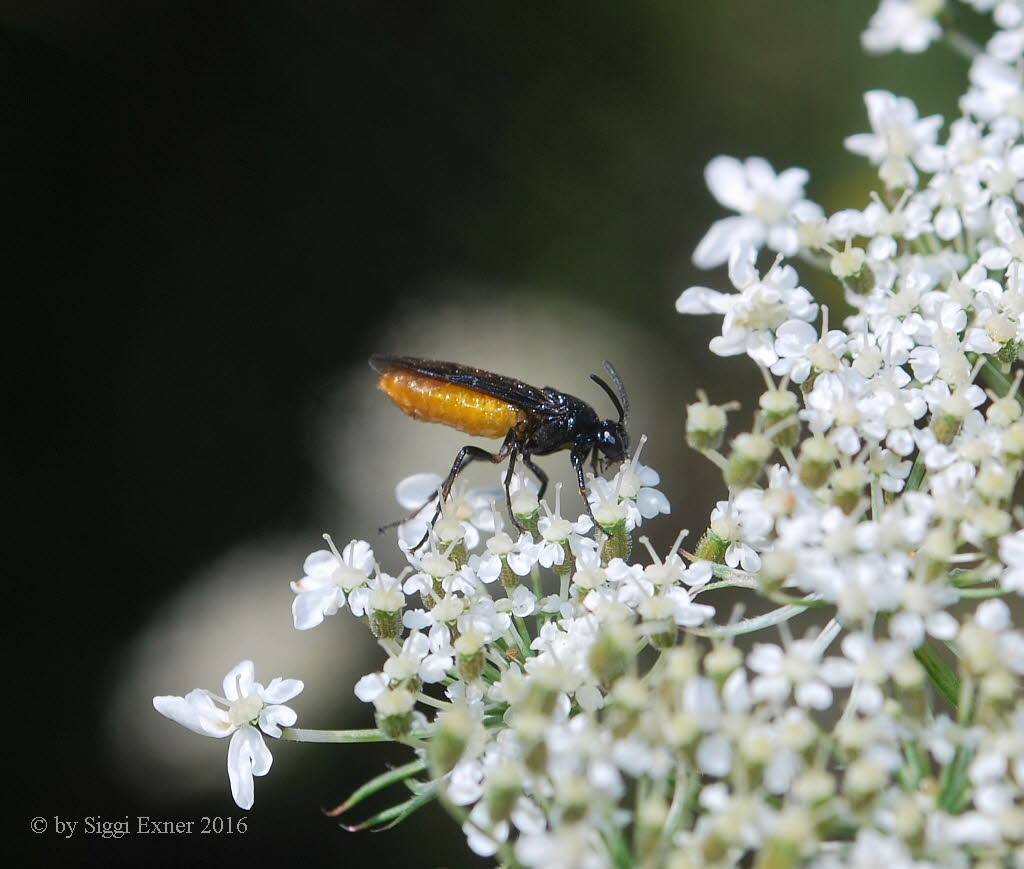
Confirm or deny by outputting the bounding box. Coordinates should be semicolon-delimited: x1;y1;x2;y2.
377;369;527;438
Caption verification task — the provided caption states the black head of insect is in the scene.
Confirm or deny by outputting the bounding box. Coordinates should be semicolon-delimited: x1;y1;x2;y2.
589;361;630;473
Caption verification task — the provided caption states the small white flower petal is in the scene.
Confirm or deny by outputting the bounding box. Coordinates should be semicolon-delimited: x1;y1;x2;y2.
222;660;256;703
260;677;304;705
301;549;337;577
354;672;388;703
396;473;443;509
693;216;761;269
795;680;832;710
259;703;298;738
636;488;671;518
292;587;342;630
227;725;272;810
153;690;232;738
696;734;732;777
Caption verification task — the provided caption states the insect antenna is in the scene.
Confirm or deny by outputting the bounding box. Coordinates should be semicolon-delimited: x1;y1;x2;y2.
590;361;629;423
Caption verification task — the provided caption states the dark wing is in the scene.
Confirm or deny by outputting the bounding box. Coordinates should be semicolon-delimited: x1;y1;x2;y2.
369;354;562;413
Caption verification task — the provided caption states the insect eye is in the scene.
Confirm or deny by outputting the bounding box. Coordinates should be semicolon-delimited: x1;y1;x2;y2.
598;425;626;458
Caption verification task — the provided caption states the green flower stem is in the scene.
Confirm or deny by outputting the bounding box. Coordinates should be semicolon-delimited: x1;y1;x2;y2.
811;618;842;657
531;564;544;601
898;739;928;791
689;576;759;597
870;475;884;520
764;590;831;609
657;771;692;863
912;640;960;710
949;570;988;586
631;775;648;859
705;562;760;586
599;817;633;869
513;615;534;655
280;727;432;743
981;356;1022;403
689;598;822;638
325;759;427;815
415;691;452;711
937;749;973;814
342;782;439;832
905;454;927;492
486;648;510;672
957;586;1009;599
942;27;982;60
936;677;975;814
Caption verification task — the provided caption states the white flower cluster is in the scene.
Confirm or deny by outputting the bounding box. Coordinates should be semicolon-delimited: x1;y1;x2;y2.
153;3;1024;866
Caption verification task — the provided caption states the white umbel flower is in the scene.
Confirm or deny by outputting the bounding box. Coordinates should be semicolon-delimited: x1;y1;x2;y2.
154;660;303;809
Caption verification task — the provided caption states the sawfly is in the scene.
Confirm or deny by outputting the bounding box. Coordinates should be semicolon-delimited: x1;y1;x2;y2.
370;354;630;546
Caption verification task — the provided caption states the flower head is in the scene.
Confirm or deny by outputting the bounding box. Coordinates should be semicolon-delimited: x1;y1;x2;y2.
153;660;303;809
290;536;375;630
692;156;818;268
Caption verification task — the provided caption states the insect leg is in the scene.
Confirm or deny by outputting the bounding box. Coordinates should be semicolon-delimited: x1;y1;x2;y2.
378;484;446;534
521;452;549;499
413;435;517;551
570;446;600;527
503;446;524;533
440;445;502;500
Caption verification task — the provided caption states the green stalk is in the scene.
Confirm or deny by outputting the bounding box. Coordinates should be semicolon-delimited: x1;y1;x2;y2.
870;475;884;520
280;726;432;743
689;598;822;638
340;782;439;832
898;739;928;791
905;454;926;492
981;357;1021;403
957;587;1009;599
600;817;634;869
657;772;692;863
936;743;973;814
324;759;427;816
912;641;960;710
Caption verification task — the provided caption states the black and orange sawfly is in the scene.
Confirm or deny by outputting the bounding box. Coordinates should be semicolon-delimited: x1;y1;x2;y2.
370;354;630;546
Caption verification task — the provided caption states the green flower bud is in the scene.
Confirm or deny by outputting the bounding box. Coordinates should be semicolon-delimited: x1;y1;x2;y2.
1002;420;1024;462
797;435;837;489
515;712;549;774
997;337;1020;365
374;688;415;740
588;620;635;686
686;394;730;451
758;548;796;593
368;587;405;640
725;433;773;488
454;630;486;682
484;762;523;824
694;527;729;564
636;795;669;860
638;595;678;649
830;465;867;514
759;388;800;448
600;518;631;563
842;260;876;295
430;705;477;775
704;642;742;685
555;777;592;824
932;392;970;445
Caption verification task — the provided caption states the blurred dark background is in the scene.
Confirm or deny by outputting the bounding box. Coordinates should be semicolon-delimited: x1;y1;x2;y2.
7;1;967;865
